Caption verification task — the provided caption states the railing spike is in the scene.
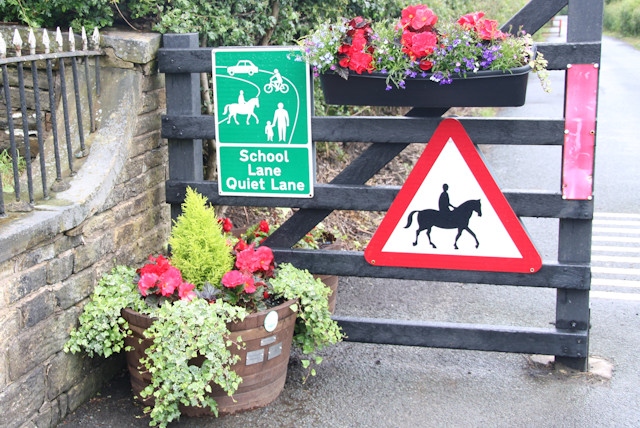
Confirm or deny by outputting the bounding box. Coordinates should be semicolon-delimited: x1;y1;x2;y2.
13;29;22;56
28;28;36;55
92;27;100;49
68;27;75;52
81;27;88;51
56;27;63;52
43;29;50;54
0;34;6;59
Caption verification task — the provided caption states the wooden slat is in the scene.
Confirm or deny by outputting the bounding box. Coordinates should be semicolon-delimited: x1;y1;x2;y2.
271;248;589;289
567;0;604;44
538;42;602;70
165;181;593;219
158;42;598;74
164;34;204;220
334;316;588;357
162;115;565;146
502;0;568;36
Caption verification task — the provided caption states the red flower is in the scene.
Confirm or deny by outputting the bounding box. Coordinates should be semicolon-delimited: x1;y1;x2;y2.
347;16;369;35
475;19;507;41
139;254;171;277
350;33;368;51
457;12;507;41
347;50;374;74
258;219;270;234
418;59;433;71
218;217;233;233
234;238;250;252
401;30;437;59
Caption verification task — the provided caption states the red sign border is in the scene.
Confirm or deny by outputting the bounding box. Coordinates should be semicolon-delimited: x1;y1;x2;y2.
364;118;542;273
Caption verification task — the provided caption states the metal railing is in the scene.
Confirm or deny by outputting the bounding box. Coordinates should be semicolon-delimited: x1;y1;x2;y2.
0;27;102;217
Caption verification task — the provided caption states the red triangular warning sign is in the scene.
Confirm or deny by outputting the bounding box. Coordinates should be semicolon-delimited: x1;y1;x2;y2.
364;118;541;273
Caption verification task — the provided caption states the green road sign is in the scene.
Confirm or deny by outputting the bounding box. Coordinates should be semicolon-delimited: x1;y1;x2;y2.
212;47;313;197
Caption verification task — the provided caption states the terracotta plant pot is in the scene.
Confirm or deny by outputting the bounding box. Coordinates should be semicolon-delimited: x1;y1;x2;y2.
315;274;338;314
122;298;297;417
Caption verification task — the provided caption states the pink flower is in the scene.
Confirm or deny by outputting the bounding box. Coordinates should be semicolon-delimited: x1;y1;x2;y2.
158;267;184;297
457;12;485;31
138;273;159;296
221;270;255;293
406;5;438;31
235;246;258;272
254;246;274;271
222;270;246;288
243;277;257;294
178;281;196;300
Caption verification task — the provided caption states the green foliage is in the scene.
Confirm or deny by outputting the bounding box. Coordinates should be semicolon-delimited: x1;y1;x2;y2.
0;0;114;31
0;0;529;46
64;266;148;357
0;149;25;194
139;299;247;427
168;187;234;288
271;263;344;380
604;0;640;37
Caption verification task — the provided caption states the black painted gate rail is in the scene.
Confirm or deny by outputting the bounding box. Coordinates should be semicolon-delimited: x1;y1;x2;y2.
159;0;602;370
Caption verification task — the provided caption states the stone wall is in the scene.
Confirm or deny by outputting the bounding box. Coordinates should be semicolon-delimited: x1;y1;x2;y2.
0;30;169;427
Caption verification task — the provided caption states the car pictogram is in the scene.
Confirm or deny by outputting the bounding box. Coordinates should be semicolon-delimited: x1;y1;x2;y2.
227;60;259;76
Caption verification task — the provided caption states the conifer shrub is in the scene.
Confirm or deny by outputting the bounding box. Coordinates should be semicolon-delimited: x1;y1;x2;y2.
168;186;234;287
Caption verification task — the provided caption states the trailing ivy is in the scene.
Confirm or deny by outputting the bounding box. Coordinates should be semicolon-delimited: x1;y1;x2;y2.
64;265;148;358
271;262;344;379
139;299;247;427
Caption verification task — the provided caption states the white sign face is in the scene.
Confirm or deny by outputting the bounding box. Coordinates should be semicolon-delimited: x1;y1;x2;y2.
364;118;542;274
382;139;523;258
264;310;279;332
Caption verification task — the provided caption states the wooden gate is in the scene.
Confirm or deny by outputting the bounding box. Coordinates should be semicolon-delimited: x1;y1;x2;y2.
159;0;602;370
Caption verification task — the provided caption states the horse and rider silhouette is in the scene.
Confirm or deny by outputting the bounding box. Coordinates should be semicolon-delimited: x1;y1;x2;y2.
404;184;482;250
223;97;260;125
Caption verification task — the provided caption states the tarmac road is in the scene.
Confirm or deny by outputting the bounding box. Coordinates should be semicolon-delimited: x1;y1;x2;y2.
59;20;640;428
